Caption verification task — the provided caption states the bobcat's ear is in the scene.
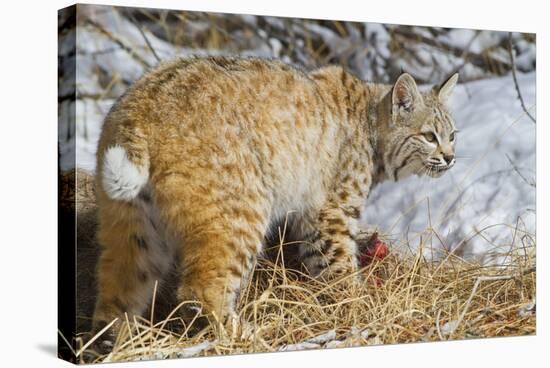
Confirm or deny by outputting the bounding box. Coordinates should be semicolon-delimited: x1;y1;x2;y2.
392;73;423;115
438;73;459;104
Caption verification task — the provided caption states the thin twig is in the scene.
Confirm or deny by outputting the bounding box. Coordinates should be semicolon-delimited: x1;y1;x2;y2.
126;11;162;63
85;19;151;68
507;33;536;124
392;27;510;75
149;280;159;352
450;275;514;337
435;309;445;341
76;318;119;357
505;153;535;188
58;329;77;356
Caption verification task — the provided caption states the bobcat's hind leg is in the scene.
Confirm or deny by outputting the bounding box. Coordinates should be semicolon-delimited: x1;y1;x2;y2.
92;195;173;348
154;181;269;335
177;228;262;334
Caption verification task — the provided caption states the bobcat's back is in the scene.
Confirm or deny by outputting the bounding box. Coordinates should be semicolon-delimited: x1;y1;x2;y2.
97;57;354;220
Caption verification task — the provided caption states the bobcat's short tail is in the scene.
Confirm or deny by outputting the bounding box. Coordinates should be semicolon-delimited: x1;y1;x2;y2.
101;145;149;201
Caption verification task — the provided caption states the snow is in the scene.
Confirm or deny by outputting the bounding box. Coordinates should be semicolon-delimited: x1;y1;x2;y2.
174;340;215;358
443;29;505;54
63;5;536;264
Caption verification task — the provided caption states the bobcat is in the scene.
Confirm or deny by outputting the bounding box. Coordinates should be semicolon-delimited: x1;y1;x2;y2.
92;56;458;339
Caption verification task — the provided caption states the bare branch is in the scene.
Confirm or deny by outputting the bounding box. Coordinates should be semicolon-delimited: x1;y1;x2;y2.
507;32;536;124
505;154;535;188
126;12;162;63
84;19;151;69
391;27;510;77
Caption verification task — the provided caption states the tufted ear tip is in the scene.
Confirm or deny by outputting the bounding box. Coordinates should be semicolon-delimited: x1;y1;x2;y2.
438;73;459;103
397;72;415;82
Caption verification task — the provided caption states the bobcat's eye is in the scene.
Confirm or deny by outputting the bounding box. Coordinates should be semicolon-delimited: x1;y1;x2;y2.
449;131;456;142
423;132;437;143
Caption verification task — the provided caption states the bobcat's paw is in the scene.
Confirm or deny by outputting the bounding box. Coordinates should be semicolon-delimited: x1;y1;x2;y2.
88;319;119;355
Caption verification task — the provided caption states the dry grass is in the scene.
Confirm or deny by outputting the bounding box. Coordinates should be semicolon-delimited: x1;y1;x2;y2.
59;7;536;364
72;227;535;364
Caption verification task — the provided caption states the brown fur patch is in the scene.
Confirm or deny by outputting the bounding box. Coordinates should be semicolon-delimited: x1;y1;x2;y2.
93;57;457;329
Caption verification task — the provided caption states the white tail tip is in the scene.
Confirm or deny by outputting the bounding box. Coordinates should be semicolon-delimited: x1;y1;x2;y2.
102;145;148;201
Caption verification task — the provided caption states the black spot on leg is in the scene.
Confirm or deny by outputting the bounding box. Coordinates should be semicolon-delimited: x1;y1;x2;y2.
301;246;321;258
304;230;321;243
338;191;350;201
139;190;152;203
332;246;345;260
113;297;127;313
327;227;339;236
311;233;321;243
137;269;148;283
133;235;148;251
345;207;361;219
327;217;345;227
337;228;352;237
322;239;333;252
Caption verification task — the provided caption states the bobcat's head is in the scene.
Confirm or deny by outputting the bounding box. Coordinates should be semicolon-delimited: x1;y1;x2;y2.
384;73;459;180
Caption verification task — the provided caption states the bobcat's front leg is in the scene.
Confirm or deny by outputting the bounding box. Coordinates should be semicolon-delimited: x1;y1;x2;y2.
301;198;365;278
301;168;371;278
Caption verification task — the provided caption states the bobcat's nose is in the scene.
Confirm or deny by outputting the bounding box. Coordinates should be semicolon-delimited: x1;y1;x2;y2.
443;153;455;166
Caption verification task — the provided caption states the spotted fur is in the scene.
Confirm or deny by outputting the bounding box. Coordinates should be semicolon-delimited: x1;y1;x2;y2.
92;57;458;337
